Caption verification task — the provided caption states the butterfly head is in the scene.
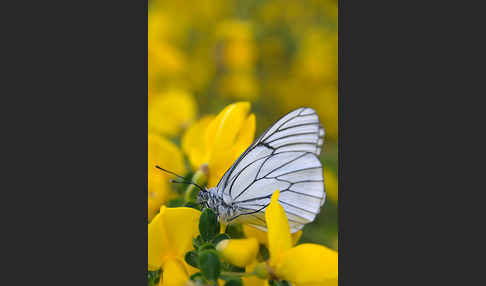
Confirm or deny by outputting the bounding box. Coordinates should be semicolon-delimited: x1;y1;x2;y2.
196;189;208;205
197;187;216;209
197;187;222;211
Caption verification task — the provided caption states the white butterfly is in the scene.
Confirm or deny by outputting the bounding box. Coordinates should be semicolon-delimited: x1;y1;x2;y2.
198;107;326;233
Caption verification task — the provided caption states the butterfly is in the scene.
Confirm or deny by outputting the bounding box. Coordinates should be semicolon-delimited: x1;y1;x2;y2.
196;107;326;233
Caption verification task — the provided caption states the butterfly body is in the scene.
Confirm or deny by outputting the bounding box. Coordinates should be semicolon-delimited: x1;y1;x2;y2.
198;187;237;223
198;107;326;233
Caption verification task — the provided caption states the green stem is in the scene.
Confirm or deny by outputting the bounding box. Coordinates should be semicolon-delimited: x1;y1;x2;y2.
221;271;256;278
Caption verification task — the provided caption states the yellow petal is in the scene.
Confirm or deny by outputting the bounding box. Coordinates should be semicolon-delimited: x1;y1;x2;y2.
148;206;201;269
148;197;161;222
152;139;185;168
275;244;338;285
242;276;268;286
265;190;292;267
243;225;268;245
205;102;250;159
216;238;259;267
206;108;255;187
160;258;189;286
233;113;256;150
295;283;336;286
181;115;215;170
162;207;201;257
147;171;172;221
206;147;239;188
184;261;200;277
148;134;186;220
224;113;256;169
148;207;169;270
323;169;338;202
148;134;185;188
148;89;197;136
243;225;302;247
292;230;303;245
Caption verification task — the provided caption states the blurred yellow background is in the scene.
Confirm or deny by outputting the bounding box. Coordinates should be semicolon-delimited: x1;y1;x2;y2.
148;0;338;250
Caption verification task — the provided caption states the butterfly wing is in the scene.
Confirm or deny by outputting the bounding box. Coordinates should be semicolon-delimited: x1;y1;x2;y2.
217;107;326;233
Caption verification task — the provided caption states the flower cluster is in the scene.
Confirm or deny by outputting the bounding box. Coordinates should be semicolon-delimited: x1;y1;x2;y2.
148;102;338;286
148;0;340;280
148;102;256;220
149;190;337;286
147;2;339;246
148;0;338;142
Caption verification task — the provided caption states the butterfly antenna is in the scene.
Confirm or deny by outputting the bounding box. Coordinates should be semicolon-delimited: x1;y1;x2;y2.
169;179;205;193
155;165;206;192
155;166;186;180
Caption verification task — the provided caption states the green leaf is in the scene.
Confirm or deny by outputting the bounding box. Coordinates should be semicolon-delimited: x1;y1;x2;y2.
189;272;204;281
147;270;161;286
221;261;245;273
193;235;204;250
219;273;234;281
268;280;291;286
199;249;221;281
225;223;244;238
199;242;216;251
212;233;230;245
199;208;220;241
166;198;184;207
224;278;243;286
185;251;199;268
258;244;270;261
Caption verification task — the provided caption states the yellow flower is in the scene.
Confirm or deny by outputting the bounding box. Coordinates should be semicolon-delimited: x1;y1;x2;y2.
182;102;255;187
219;72;259;100
148;134;186;221
148;206;201;285
160;259;190;286
147;9;187;83
221;190;337;285
215;238;266;286
181;115;214;170
295;31;337;83
274;244;338;286
148;42;186;81
216;20;256;70
216;238;259;268
243;225;302;247
148;89;197;137
264;190;338;286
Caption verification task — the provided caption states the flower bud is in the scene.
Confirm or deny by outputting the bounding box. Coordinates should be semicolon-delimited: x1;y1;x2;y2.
216;238;259;268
